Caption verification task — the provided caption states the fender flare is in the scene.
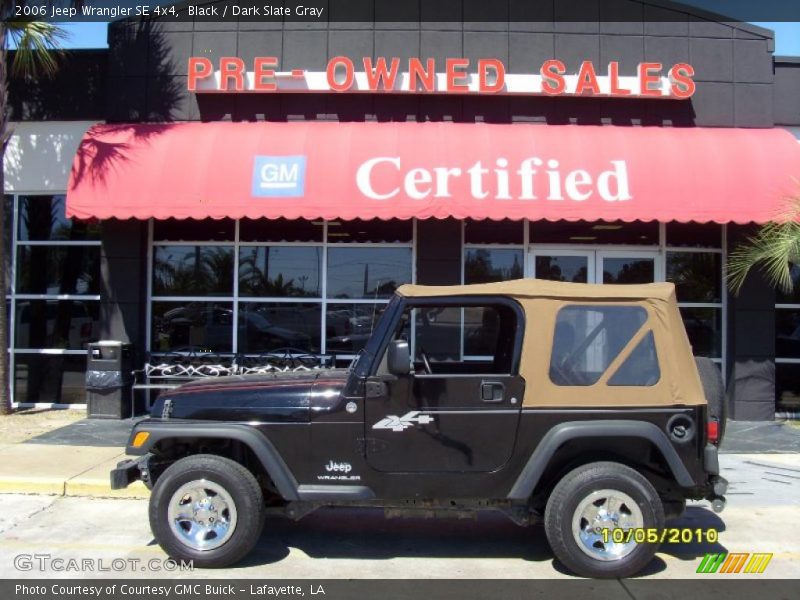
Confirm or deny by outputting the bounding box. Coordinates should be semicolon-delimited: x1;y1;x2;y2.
126;420;300;501
507;420;695;500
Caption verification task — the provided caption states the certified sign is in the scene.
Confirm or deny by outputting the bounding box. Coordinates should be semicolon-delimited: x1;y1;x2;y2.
252;155;306;197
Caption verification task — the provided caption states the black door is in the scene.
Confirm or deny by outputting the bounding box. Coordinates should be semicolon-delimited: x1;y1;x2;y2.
365;301;525;473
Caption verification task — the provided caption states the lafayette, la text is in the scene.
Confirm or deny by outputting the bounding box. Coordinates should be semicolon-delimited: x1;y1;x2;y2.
16;584;325;597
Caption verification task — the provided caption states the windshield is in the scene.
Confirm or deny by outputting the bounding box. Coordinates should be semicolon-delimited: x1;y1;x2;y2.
351;293;402;377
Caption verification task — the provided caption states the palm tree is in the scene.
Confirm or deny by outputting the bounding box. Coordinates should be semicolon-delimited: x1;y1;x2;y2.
727;197;800;295
0;16;68;415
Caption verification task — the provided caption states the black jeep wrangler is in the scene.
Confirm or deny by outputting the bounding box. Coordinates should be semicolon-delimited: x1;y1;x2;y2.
112;279;727;578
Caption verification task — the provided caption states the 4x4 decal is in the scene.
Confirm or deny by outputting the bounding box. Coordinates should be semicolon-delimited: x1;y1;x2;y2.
372;411;435;432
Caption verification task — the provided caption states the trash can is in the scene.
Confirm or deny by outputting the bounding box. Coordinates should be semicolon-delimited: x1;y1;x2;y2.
86;341;134;419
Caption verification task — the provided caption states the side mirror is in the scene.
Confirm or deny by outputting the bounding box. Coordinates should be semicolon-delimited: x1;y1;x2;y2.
387;339;412;376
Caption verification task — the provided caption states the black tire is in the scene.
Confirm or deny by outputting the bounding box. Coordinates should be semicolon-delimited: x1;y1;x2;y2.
149;454;264;568
544;461;665;578
694;356;727;442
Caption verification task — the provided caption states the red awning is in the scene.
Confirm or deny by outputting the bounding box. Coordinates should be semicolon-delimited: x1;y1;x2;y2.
66;122;800;224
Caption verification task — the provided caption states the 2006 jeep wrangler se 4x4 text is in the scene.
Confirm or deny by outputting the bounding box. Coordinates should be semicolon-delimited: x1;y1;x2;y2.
112;279;727;578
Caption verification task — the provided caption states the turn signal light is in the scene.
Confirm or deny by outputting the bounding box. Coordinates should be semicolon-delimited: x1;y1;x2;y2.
707;421;719;444
132;431;150;448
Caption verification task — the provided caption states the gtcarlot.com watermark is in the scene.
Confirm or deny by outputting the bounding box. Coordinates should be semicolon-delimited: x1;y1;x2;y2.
14;553;193;573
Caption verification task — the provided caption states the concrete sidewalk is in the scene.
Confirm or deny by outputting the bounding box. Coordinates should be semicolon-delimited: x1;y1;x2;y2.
0;443;148;499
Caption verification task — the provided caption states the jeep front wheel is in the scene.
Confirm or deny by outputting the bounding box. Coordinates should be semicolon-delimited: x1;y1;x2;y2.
544;461;665;578
149;454;265;568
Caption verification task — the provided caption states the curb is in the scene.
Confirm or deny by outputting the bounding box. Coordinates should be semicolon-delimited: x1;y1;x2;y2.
0;477;148;499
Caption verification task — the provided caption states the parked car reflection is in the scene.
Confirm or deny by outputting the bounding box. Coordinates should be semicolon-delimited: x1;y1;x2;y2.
154;303;312;353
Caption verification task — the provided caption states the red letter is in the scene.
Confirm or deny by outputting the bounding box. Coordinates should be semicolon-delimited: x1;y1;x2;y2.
408;58;435;92
669;63;696;99
364;57;401;91
219;57;245;91
188;57;213;91
327;56;354;92
540;59;566;95
446;58;470;92
575;61;601;95
254;57;278;91
608;62;631;96
478;59;505;93
639;62;663;97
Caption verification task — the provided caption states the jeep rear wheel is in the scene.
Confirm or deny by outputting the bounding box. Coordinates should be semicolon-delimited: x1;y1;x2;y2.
544;461;664;578
149;454;265;568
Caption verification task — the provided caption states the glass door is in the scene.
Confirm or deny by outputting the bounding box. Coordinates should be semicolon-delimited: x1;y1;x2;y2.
531;249;594;283
530;249;661;285
596;250;661;284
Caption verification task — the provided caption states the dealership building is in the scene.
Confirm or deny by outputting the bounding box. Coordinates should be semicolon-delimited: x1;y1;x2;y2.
4;1;800;420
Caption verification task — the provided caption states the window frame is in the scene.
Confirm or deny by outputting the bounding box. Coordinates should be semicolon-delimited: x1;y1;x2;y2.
372;295;526;378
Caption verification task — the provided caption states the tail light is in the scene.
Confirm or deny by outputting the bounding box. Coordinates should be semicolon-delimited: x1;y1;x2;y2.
80;323;92;338
707;420;720;444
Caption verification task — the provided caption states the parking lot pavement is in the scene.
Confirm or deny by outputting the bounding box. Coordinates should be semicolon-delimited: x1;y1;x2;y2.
0;453;797;580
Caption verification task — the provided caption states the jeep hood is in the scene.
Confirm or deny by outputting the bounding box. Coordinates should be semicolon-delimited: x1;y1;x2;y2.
150;369;349;422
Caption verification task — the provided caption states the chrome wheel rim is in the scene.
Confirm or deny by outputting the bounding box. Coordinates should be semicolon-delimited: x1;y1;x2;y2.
571;489;643;561
167;479;238;551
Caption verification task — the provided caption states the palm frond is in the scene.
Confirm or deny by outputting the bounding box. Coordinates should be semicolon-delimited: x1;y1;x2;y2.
727;197;800;295
6;21;69;78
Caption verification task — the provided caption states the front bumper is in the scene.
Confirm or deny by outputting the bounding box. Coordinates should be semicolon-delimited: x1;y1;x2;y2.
109;454;150;490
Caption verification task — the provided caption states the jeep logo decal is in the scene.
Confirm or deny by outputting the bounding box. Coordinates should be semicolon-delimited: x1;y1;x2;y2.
372;411;435;432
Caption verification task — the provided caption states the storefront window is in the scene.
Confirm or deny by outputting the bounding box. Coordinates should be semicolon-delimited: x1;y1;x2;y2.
4;196;12;294
14;354;88;404
14;300;100;350
7;194;102;405
775;264;800;415
238;302;321;354
465;219;524;245
16;245;101;295
328;219;412;243
149;218;413;358
18;195;101;241
153;218;234;242
775;263;800;305
666;222;721;249
326;303;389;354
776;363;800;415
240;218;323;243
326;247;412;299
151;301;234;353
531;220;659;245
679;307;722;358
153;246;234;296
238;246;321;297
776;309;800;359
465;248;524;284
666;252;722;303
535;255;587;283
665;225;724;360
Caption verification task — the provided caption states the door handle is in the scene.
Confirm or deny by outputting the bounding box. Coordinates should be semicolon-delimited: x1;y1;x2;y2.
480;381;505;403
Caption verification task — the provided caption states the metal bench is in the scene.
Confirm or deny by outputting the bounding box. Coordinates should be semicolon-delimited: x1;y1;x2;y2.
132;348;336;399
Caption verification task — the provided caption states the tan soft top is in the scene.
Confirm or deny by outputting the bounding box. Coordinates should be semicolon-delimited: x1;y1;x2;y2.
397;279;677;302
397;278;702;407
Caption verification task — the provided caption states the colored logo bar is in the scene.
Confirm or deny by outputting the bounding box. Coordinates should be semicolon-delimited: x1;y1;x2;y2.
696;553;772;574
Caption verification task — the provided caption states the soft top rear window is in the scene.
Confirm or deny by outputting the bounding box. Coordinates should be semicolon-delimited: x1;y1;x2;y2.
549;305;659;387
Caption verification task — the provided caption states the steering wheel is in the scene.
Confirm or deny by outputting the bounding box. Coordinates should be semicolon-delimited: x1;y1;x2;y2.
419;347;433;375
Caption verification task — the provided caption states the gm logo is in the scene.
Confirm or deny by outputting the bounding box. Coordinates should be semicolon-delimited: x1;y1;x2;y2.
252;155;306;197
